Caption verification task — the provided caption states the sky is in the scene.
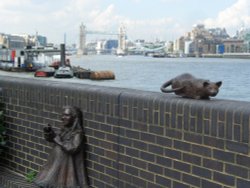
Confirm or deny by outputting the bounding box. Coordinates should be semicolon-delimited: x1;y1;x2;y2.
0;0;250;45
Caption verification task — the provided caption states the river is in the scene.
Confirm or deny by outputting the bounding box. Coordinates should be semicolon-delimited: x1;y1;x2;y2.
0;55;249;102
69;55;250;102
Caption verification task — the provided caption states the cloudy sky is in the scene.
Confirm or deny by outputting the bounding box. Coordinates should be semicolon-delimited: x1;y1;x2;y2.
0;0;249;45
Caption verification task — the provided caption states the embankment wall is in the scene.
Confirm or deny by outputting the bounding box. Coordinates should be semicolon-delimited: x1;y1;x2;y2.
0;76;250;188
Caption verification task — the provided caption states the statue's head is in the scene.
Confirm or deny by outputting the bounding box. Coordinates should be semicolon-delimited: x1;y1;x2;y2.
61;106;77;127
61;106;82;127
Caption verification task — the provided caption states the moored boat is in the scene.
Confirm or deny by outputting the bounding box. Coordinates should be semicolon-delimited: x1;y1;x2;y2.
73;66;115;80
90;71;115;80
54;66;74;78
34;66;55;77
152;52;166;58
73;66;92;79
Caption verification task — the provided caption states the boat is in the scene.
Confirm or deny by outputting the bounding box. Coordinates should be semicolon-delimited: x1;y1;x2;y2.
89;71;115;80
116;48;126;56
73;66;115;80
24;50;55;71
152;52;166;58
73;66;92;79
34;66;55;77
54;66;74;78
49;58;71;69
0;61;14;71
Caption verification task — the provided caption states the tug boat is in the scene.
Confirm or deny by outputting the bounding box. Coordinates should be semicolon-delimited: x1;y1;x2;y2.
49;58;71;69
54;66;74;78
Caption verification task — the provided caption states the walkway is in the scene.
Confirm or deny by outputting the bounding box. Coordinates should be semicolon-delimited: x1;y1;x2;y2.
0;167;37;188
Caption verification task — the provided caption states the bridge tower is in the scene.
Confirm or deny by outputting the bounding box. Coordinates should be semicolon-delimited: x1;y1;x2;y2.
77;23;87;55
117;24;127;55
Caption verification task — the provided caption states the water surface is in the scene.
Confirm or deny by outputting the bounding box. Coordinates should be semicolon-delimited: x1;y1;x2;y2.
70;55;250;102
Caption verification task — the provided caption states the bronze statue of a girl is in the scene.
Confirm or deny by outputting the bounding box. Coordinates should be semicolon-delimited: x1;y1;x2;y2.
35;106;89;188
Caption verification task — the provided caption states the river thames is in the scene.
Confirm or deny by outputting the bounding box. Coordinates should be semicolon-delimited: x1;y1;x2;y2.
69;55;250;102
0;55;250;102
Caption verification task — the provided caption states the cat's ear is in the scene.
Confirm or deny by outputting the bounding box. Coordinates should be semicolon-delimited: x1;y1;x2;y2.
216;81;222;87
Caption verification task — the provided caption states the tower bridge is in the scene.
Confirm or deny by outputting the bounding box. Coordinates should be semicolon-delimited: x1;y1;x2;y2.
77;23;126;55
77;23;167;55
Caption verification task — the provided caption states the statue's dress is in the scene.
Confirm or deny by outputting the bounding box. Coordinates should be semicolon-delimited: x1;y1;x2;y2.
34;128;88;188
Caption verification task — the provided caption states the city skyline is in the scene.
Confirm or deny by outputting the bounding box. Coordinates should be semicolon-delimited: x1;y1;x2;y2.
0;0;249;45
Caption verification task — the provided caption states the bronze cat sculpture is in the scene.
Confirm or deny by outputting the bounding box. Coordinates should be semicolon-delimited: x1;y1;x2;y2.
160;73;222;99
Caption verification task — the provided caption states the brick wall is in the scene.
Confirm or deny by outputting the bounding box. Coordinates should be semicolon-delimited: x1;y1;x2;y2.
0;75;250;188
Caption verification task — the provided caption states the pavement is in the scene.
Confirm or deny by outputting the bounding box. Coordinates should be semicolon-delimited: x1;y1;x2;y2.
0;167;38;188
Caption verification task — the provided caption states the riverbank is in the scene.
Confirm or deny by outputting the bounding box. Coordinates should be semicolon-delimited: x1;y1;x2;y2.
202;53;250;59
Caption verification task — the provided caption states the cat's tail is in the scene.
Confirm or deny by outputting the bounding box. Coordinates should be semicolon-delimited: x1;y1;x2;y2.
160;80;183;93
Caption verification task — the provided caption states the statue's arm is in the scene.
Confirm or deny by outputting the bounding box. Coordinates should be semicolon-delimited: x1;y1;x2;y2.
53;132;83;154
43;124;56;142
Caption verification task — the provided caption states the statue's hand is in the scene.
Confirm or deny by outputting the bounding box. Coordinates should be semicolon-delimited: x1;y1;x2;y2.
43;124;56;142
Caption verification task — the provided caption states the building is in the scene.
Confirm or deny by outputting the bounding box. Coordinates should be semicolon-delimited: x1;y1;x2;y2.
184;41;194;56
236;27;250;52
36;35;47;46
208;27;229;40
96;39;118;54
223;39;244;53
174;36;185;54
181;24;231;56
0;33;26;49
190;24;213;41
0;33;47;49
105;40;118;52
